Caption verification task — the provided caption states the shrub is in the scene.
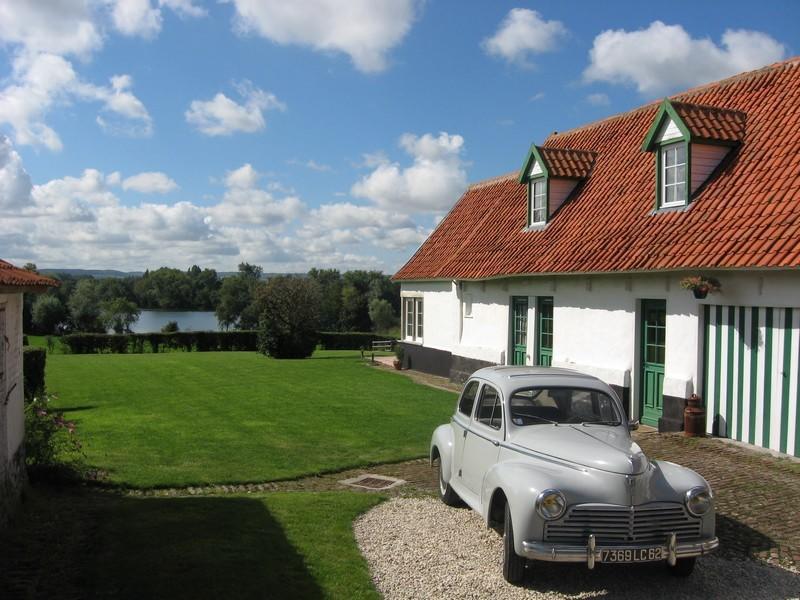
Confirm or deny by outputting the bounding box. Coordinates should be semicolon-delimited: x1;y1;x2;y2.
257;277;321;359
161;320;179;333
24;393;83;476
32;294;68;334
22;347;46;400
60;331;259;354
317;332;386;350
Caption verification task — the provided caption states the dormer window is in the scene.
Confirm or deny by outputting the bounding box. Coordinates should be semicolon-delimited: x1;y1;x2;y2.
643;98;745;211
518;144;596;229
661;141;687;207
529;178;547;224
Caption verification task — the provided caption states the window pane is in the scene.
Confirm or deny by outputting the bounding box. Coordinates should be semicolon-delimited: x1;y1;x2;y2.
405;299;414;337
676;143;686;163
675;182;686;201
665;165;676;185
415;299;423;339
664;147;676;167
664;185;675;204
533;208;546;223
459;381;479;416
676;164;686;184
476;385;501;430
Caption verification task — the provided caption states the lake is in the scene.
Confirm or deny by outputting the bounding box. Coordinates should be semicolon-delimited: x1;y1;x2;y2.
128;310;221;333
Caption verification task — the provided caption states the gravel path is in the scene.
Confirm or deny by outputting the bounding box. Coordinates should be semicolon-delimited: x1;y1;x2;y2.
354;497;800;600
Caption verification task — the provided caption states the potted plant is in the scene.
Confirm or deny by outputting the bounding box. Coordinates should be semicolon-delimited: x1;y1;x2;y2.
680;275;722;299
393;345;405;370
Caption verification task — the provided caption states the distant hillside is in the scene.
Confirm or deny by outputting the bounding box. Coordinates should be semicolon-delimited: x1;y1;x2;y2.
40;268;302;280
41;268;143;279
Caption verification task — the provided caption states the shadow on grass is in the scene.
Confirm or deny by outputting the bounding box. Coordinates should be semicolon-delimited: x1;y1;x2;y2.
1;487;324;600
52;405;97;413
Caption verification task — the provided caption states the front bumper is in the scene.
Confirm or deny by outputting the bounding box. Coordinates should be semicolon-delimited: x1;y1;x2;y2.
521;533;719;569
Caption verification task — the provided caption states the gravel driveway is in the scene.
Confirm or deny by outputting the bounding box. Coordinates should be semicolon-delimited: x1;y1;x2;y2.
354;497;800;600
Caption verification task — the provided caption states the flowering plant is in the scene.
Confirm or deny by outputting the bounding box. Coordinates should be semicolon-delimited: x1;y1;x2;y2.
24;393;83;470
679;276;721;295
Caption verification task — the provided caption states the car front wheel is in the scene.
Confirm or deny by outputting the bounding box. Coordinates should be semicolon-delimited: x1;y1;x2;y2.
437;457;461;506
502;502;527;584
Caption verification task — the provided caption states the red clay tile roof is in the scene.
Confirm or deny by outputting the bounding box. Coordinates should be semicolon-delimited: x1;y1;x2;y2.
539;147;597;179
671;101;746;143
0;260;59;289
395;58;800;281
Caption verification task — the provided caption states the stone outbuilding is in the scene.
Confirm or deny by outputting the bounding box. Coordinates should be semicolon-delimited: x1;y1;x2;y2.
0;260;58;526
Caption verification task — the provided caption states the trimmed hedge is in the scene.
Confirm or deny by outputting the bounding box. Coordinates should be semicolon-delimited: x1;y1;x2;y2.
23;346;47;399
61;331;258;354
317;332;390;350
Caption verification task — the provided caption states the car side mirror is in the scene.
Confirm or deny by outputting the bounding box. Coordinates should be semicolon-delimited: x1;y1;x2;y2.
628;419;640;431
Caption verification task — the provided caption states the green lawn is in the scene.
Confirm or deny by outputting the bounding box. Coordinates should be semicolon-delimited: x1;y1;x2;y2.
1;487;382;599
48;350;456;488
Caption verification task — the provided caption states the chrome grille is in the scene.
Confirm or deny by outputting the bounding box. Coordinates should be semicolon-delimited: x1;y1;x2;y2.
544;503;702;544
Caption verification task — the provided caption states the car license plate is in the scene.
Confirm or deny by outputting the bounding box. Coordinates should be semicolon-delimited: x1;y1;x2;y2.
600;547;664;563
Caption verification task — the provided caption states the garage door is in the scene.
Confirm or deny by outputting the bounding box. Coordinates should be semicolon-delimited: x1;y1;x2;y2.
703;305;799;457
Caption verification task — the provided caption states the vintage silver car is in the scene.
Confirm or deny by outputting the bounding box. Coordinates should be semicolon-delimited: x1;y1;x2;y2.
430;366;718;583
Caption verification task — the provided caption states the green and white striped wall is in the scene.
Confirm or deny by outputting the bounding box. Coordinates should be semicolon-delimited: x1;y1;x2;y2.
704;305;799;457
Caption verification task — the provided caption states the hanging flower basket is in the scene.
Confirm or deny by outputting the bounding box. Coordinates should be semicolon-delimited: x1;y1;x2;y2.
680;276;721;299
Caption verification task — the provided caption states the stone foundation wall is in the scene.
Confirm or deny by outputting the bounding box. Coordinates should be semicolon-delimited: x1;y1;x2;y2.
0;446;26;529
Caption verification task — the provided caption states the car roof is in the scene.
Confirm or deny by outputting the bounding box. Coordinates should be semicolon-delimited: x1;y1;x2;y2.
467;365;612;396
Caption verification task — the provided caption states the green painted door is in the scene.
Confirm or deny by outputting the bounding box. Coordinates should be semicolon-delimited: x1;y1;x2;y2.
641;300;666;427
511;297;528;366
537;297;553;366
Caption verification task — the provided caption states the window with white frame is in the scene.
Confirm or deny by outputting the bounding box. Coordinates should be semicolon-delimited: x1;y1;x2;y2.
463;293;473;318
404;297;423;341
529;179;547;225
661;142;687;207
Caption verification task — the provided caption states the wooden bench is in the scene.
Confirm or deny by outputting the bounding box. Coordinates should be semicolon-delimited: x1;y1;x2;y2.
371;340;394;352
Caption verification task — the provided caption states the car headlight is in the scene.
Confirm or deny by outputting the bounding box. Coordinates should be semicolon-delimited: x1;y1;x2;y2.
535;489;566;520
685;486;713;516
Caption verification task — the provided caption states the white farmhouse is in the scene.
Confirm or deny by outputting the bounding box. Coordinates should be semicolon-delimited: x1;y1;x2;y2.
394;58;800;458
0;260;57;525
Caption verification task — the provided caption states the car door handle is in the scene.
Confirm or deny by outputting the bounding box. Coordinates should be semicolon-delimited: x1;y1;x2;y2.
492;440;499;447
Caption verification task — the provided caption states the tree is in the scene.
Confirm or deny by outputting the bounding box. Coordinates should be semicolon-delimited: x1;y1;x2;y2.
215;263;264;329
100;298;140;334
368;298;395;333
31;295;67;334
257;277;321;359
308;268;342;331
68;279;104;332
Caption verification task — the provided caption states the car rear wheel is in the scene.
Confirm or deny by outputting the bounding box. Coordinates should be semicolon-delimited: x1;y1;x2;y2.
437;457;461;506
668;557;696;577
502;502;527;584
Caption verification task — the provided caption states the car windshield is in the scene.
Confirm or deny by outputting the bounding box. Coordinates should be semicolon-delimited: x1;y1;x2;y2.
509;387;621;426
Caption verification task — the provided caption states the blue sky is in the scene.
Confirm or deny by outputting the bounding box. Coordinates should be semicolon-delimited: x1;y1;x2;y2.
0;0;797;273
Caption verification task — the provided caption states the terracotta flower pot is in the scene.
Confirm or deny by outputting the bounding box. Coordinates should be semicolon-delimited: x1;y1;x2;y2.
393;359;402;370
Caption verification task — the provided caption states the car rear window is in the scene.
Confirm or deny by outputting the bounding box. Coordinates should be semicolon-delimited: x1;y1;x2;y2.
509;387;620;426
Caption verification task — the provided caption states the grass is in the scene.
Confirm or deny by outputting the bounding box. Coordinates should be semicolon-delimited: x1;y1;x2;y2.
47;350;456;488
1;486;383;599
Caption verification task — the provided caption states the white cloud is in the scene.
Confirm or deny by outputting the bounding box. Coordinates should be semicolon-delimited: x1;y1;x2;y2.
111;0;162;38
186;82;285;136
0;136;32;211
122;172;178;194
586;92;610;106
529;91;546;102
228;0;418;73
225;163;260;189
0;53;152;150
584;22;786;95
0;0;102;58
351;132;468;213
288;159;333;172
159;0;207;18
482;9;566;66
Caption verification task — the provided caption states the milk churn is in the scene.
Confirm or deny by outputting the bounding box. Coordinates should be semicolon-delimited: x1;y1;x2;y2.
684;393;705;437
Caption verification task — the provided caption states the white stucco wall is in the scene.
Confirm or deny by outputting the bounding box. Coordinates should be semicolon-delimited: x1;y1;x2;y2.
0;293;24;470
401;270;800;420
